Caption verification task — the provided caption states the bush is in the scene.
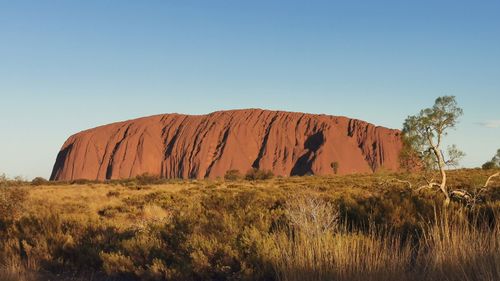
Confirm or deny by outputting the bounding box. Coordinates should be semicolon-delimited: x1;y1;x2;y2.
100;252;135;277
482;149;500;170
0;187;27;221
482;161;497;170
70;179;98;185
0;174;28;187
136;173;163;185
106;190;121;197
224;169;242;181
31;177;48;186
331;162;339;174
245;168;274;180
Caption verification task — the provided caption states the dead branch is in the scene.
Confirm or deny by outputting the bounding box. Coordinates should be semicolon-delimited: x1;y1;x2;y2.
415;182;441;192
484;172;500;188
394;179;413;189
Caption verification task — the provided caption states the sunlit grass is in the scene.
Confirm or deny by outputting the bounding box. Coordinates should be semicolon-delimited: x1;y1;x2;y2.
1;169;500;280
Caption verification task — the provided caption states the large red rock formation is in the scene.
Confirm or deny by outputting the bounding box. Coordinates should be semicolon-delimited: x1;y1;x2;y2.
50;109;403;181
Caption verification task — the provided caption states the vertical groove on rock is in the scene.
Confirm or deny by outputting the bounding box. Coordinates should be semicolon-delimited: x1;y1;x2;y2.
105;125;131;179
252;114;279;169
205;127;231;178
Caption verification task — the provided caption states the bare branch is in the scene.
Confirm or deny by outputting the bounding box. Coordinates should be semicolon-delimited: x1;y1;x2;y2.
484;172;500;188
394;179;412;189
415;182;440;192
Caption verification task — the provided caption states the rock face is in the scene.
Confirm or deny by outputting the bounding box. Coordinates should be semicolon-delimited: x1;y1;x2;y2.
50;109;403;181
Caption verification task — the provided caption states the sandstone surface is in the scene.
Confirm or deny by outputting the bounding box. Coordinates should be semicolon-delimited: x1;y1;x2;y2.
50;109;403;180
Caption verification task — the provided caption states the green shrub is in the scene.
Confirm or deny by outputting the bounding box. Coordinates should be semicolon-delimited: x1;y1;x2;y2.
482;161;497;170
70;179;98;185
135;173;163;185
100;252;136;277
245;168;274;180
224;169;242;181
31;177;48;186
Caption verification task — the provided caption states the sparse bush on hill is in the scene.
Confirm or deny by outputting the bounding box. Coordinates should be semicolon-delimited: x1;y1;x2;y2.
0;173;29;187
0;174;8;188
483;161;497;170
245;168;274;180
101;173;170;187
70;178;99;185
482;149;500;170
31;177;48;186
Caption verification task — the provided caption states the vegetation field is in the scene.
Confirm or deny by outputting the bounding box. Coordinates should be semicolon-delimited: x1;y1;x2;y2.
1;169;500;281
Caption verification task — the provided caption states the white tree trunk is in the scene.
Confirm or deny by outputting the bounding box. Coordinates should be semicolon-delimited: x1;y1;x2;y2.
432;146;450;206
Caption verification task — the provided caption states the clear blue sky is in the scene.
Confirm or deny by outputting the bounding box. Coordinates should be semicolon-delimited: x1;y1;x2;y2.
1;0;499;179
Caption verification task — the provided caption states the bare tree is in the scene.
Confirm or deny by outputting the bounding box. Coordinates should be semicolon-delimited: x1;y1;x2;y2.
402;96;465;206
285;195;338;236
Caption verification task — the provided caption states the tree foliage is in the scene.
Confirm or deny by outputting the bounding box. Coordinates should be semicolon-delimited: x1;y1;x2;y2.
482;149;500;170
224;169;242;181
402;96;464;171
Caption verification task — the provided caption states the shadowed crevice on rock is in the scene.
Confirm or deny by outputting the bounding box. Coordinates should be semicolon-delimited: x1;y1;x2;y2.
50;143;73;180
290;131;325;176
252;114;279;169
205;127;231;178
105;125;131;180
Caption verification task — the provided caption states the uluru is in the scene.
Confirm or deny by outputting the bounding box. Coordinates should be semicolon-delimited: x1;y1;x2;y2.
50;109;403;181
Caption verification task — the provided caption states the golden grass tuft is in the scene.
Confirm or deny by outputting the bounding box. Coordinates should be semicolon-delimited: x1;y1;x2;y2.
265;196;413;281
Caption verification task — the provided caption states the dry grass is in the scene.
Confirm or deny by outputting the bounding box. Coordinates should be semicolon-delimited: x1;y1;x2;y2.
264;198;500;281
420;211;500;281
266;198;413;281
1;169;500;281
25;182;190;229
